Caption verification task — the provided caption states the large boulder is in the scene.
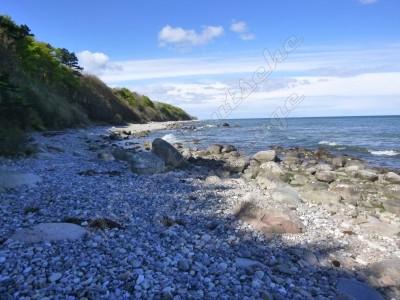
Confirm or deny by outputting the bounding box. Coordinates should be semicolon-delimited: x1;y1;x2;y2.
0;170;41;192
152;138;185;168
384;172;400;184
235;202;304;234
368;258;400;288
252;150;278;163
336;278;383;300
130;152;165;175
356;170;378;182
315;171;336;183
11;223;86;243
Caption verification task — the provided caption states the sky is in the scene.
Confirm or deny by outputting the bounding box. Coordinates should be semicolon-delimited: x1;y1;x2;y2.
1;0;400;119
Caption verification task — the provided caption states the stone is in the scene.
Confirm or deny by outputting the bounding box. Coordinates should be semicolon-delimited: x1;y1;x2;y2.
383;199;400;215
259;162;284;178
235;202;304;234
368;258;400;288
332;156;346;168
225;157;249;173
221;144;236;153
315;171;336;183
252;150;277;163
290;174;308;186
111;148;133;161
356;170;378;182
207;144;223;155
336;278;383;300
315;164;333;172
383;184;400;200
205;175;222;185
49;272;62;283
271;186;302;208
97;152;115;161
330;183;361;204
300;189;341;206
235;257;265;270
11;223;86;243
384;172;400;184
0;170;41;192
130;152;165;175
152;138;185;168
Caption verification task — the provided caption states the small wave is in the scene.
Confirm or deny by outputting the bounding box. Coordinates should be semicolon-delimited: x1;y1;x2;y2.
196;124;217;130
161;134;182;144
369;150;399;156
318;141;338;146
287;136;297;140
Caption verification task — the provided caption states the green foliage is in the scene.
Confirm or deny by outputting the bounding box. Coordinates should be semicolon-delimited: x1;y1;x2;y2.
0;15;193;155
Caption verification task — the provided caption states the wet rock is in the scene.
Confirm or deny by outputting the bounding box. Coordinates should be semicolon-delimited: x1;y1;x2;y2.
11;223;86;243
0;170;41;192
384;172;400;184
252;150;278;163
235;202;304;234
152;138;185;168
336;278;383;300
130;152;165;175
315;171;336;183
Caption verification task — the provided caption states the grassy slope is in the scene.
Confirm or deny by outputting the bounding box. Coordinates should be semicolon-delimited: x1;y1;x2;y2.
0;16;193;154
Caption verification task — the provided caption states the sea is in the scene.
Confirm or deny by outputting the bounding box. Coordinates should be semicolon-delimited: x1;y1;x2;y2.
151;115;400;170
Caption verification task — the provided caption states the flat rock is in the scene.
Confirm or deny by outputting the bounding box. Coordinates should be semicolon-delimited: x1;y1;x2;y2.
0;170;41;192
368;258;400;288
11;223;87;243
252;150;277;163
235;202;304;234
384;172;400;184
336;278;383;300
130;151;166;175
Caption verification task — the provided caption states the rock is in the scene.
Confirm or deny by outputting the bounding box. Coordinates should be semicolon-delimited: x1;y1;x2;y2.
130;152;165;175
359;216;400;236
205;175;222;185
259;162;284;178
0;170;41;192
271;186;302;208
330;183;361;204
368;258;400;288
235;257;265;271
225;157;249;173
242;160;261;180
384;172;400;184
49;272;62;283
97;152;115;161
336;278;383;300
235;202;304;234
111;148;133;161
290;174;308;186
383;184;400;200
152;138;185;168
383;199;400;215
222;122;230;127
315;164;333;172
332;156;346;168
11;223;86;243
356;170;378;182
252;150;278;163
315;171;336;183
300;189;341;207
207;144;223;155
221;144;236;153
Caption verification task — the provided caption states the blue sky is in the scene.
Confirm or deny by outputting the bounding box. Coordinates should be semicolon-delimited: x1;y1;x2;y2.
2;0;400;119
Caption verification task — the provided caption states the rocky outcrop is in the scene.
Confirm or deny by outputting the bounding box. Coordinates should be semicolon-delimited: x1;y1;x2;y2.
152;138;185;168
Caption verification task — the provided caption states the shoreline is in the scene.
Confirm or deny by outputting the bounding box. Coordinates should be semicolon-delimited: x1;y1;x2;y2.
0;124;399;299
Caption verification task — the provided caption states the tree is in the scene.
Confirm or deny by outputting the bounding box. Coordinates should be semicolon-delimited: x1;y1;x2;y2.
56;48;83;73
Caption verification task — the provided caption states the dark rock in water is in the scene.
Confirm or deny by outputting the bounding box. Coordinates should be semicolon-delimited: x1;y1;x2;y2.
235;202;304;234
130;152;165;174
222;122;230;127
336;278;383;300
207;144;223;155
152;138;185;168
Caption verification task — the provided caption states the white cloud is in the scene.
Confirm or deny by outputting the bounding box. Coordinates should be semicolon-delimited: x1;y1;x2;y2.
358;0;378;4
77;50;110;73
230;20;255;40
158;25;224;47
